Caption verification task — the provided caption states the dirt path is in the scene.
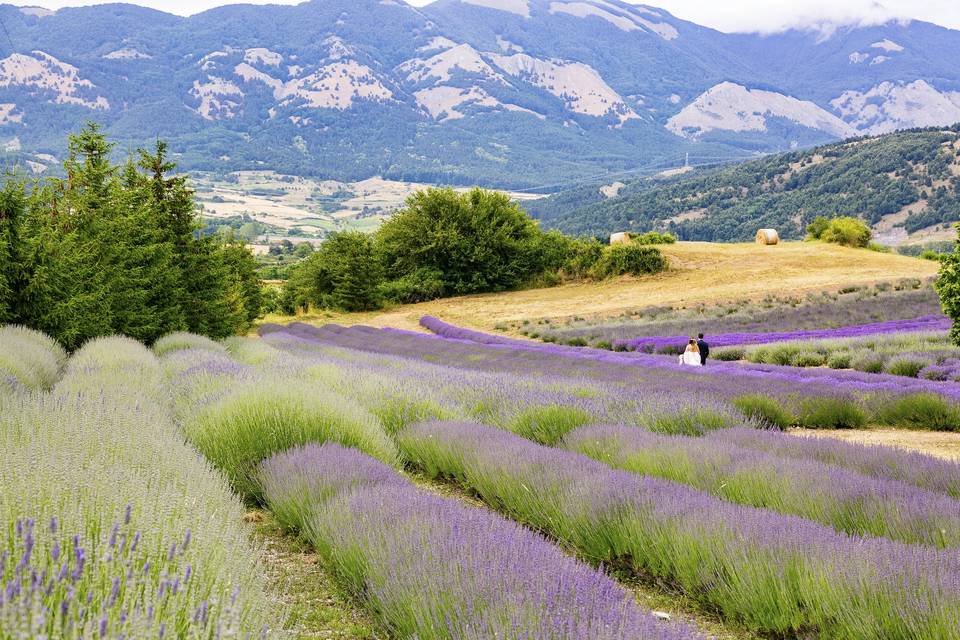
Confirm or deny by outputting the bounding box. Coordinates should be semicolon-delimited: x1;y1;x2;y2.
262;242;937;333
791;428;960;460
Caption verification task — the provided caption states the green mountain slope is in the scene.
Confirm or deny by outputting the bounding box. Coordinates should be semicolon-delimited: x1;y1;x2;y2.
530;126;960;243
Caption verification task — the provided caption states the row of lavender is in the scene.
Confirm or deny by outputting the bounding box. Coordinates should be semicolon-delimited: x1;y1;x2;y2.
254;324;960;637
615;314;952;353
1;329;272;638
258;323;960;546
159;337;698;639
529;284;942;345
399;421;960;639
412;316;960;427
271;319;960;497
266;319;960;432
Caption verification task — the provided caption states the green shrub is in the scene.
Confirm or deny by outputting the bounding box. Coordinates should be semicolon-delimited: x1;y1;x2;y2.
632;231;676;245
827;352;852;369
883;357;929;378
767;344;801;366
592;244;668;279
185;381;398;501
508;405;595;445
378;267;446;304
644;408;735;436
850;353;885;374
797;397;867;429
920;249;942;261
712;347;746;361
819;217;872;248
732;394;794;429
372;396;450;435
789;351;826;367
874;394;960;431
805;215;830;240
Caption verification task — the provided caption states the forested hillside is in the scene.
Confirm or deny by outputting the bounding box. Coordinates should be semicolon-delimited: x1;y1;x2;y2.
531;127;960;242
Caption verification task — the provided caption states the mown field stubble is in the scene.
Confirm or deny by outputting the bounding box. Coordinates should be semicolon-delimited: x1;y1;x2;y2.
263;242;939;333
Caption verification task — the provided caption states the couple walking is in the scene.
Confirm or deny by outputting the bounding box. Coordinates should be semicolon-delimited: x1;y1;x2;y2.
678;333;709;367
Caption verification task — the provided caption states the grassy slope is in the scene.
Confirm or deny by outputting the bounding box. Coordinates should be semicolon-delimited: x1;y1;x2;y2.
262;241;939;333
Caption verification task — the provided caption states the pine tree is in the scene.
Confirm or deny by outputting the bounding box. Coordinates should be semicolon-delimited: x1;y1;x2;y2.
0;180;25;324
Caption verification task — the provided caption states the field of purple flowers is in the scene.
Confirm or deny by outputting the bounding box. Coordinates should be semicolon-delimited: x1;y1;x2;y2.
5;313;960;638
524;280;939;347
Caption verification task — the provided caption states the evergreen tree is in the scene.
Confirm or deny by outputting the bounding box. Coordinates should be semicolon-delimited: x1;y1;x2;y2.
1;125;262;347
332;233;382;312
0;180;25;324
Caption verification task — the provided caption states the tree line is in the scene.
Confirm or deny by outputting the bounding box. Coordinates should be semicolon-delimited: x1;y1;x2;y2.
278;187;668;313
0;124;261;350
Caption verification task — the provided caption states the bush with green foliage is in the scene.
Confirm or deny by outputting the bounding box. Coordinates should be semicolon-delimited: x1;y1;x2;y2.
592;244;668;278
815;217;872;248
281;187;620;313
632;231;676;245
281;231;383;312
874;393;960;431
797;397;867;429
732;394;793;429
378;187;544;296
936;225;960;346
805;216;831;240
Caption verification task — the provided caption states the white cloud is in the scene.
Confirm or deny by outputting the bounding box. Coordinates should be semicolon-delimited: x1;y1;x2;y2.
638;0;960;34
8;0;960;33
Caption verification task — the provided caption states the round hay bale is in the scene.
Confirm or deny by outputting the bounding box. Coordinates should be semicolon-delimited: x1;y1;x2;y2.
756;229;780;245
609;232;632;245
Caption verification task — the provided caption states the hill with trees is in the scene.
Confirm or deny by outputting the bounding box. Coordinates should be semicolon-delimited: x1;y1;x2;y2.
530;126;960;243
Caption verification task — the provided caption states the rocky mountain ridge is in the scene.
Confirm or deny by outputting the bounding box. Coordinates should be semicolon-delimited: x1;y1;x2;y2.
0;0;958;187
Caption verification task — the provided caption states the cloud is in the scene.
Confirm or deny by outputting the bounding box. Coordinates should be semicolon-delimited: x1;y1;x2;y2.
612;0;960;34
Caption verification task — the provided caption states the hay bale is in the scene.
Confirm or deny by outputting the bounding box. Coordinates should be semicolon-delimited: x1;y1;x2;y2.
609;232;631;245
756;229;780;245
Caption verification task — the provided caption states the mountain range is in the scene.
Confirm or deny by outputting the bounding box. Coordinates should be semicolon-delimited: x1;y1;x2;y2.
0;0;959;188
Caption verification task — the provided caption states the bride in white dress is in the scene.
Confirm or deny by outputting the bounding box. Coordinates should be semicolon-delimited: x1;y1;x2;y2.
678;338;702;366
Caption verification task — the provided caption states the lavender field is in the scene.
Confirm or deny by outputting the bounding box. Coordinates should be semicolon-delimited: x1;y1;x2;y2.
4;310;960;638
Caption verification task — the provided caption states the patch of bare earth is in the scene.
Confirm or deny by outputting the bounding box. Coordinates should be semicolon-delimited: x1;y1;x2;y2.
790;428;960;460
247;510;384;639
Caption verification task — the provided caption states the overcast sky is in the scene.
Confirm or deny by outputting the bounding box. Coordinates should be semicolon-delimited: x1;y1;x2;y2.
8;0;960;33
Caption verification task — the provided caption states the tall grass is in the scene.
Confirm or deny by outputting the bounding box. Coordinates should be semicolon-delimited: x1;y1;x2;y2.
1;335;273;637
183;379;399;501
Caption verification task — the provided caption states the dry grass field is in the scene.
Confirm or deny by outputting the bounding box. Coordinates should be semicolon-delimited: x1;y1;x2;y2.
792;429;960;460
266;241;940;333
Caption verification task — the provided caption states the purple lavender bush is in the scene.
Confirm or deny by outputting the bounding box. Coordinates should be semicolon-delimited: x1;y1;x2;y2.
0;511;250;639
258;443;698;640
563;423;960;547
398;420;960;639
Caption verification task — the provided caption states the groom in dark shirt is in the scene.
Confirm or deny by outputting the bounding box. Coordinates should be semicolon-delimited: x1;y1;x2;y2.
697;333;709;365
